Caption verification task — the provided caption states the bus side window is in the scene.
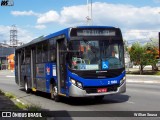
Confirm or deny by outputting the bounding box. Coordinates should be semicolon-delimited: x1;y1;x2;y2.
20;49;25;64
25;47;31;64
49;39;56;62
42;41;48;62
36;44;42;63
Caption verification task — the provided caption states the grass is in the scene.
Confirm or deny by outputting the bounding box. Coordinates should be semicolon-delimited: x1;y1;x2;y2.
14;101;42;111
15;102;28;110
0;89;4;94
27;105;42;111
0;90;15;99
155;71;160;75
5;92;16;99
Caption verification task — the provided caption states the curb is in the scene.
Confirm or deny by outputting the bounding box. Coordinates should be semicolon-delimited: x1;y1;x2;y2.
15;98;26;106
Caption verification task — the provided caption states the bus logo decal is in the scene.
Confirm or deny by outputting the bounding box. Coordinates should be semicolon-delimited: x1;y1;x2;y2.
1;0;14;6
102;61;109;70
46;67;50;75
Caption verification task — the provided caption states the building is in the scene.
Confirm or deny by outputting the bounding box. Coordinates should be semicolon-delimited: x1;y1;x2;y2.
0;43;15;70
125;51;133;68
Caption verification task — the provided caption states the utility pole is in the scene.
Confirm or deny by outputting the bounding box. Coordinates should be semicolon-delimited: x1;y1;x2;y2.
86;0;92;25
10;25;18;47
159;32;160;59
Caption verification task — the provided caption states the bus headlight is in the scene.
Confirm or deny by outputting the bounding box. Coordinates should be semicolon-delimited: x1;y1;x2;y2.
70;79;83;89
70;79;76;85
77;82;83;89
120;76;126;85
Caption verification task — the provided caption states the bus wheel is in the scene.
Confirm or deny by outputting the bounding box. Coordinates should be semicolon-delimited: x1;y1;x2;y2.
94;96;104;101
50;84;60;102
24;80;31;93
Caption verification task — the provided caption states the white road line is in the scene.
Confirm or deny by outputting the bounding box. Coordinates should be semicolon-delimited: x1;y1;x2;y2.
127;80;142;83
6;76;15;78
143;81;154;84
127;80;160;84
126;101;135;104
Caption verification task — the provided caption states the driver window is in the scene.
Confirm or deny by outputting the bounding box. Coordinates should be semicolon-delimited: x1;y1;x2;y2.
111;44;119;59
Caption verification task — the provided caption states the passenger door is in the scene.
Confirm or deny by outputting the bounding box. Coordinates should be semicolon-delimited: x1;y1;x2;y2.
56;36;67;94
31;48;36;89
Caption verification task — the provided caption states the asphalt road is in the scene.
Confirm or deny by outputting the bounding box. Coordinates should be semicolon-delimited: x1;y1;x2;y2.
0;70;160;120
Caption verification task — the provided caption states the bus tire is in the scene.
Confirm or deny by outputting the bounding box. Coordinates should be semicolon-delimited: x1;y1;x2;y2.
94;96;104;101
50;84;60;102
24;79;31;93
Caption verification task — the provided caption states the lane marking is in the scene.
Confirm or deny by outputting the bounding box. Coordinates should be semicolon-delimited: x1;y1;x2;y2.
127;80;142;83
126;101;135;104
6;76;15;78
144;81;154;84
127;80;160;84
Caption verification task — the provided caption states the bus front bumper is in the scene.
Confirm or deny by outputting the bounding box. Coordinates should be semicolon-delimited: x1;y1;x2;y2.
69;81;126;97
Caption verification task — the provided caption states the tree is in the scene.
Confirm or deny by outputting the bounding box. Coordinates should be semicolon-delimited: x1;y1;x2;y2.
144;43;158;71
129;42;158;74
129;42;146;74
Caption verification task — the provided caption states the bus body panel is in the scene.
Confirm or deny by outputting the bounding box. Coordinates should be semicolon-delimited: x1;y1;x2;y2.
45;63;57;93
69;81;126;97
67;70;125;87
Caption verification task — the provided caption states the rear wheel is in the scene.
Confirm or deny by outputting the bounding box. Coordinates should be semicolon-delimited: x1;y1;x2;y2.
24;80;31;93
50;84;60;102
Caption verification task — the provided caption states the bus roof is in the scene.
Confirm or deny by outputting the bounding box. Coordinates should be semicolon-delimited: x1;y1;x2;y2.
45;26;118;40
45;28;69;40
16;35;45;50
16;26;119;50
76;26;116;29
16;28;70;50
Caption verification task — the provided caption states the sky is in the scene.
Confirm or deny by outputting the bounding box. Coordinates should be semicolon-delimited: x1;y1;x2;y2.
0;0;160;45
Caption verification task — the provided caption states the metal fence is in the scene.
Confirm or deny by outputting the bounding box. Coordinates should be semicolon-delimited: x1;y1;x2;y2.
0;64;8;70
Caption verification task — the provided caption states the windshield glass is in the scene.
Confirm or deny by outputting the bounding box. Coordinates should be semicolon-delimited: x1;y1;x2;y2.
68;39;124;70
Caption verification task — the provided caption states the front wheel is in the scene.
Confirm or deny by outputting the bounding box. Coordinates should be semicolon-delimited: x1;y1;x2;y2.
50;84;60;102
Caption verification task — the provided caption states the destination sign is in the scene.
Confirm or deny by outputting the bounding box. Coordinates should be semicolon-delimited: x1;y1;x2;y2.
77;30;116;36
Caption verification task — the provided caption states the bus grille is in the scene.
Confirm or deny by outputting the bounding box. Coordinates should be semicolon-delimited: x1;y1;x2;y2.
83;85;119;94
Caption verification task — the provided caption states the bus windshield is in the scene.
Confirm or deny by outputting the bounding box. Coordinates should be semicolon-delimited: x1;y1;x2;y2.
68;39;124;70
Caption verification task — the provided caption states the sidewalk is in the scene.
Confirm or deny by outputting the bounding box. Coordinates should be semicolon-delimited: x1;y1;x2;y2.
126;74;160;84
126;65;160;72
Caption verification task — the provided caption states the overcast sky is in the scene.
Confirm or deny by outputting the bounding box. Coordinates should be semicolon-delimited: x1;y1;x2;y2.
0;0;160;45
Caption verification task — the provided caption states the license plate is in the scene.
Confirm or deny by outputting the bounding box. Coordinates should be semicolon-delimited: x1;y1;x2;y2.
97;88;107;93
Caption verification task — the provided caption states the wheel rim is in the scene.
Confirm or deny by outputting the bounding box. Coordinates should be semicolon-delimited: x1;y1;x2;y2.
53;86;58;97
51;85;58;99
25;82;27;91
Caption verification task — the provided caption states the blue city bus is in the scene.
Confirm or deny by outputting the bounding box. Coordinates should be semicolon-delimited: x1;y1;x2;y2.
15;26;126;101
